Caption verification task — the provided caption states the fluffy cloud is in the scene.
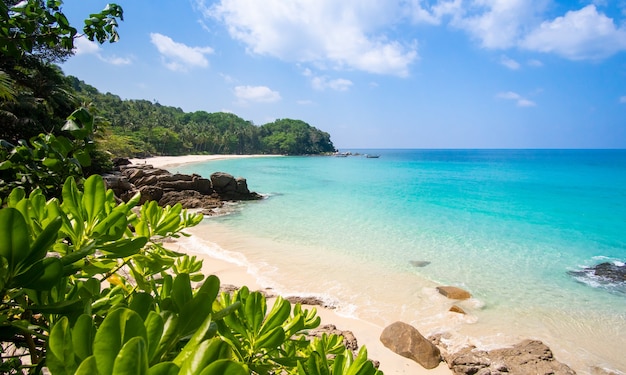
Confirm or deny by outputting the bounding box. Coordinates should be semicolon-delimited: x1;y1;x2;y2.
311;76;353;91
150;33;214;71
500;55;520;70
496;91;536;107
73;37;132;65
202;0;417;76
453;0;547;49
520;5;626;60
234;85;281;103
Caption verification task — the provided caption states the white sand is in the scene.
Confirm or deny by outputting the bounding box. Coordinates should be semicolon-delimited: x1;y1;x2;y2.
149;155;454;374
130;154;279;170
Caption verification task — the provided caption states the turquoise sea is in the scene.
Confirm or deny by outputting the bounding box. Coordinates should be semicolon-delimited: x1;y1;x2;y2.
176;149;626;374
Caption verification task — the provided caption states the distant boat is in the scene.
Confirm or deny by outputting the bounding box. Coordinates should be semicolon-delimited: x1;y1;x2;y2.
365;154;380;158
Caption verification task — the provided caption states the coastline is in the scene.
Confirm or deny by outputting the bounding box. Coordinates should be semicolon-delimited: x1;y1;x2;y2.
166;235;453;375
144;155;453;374
129;154;280;170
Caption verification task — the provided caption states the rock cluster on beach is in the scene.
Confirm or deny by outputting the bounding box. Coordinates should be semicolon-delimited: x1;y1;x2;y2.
103;158;262;214
432;336;577;375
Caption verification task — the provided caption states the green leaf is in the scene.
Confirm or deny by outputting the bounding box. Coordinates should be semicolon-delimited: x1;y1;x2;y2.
83;175;106;226
0;208;30;271
47;317;77;375
94;308;148;375
254;326;285;351
112;337;149;375
259;296;291;337
243;291;266;335
144;312;164;363
178;338;232;375
171;273;192;311
24;216;62;267
130;292;154;321
147;362;179;375
197;359;248;375
73;314;96;361
75;356;98;375
173;314;216;367
29;257;63;290
99;237;147;258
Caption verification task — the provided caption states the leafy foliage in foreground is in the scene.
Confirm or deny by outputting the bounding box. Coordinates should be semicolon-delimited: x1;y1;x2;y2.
0;175;382;375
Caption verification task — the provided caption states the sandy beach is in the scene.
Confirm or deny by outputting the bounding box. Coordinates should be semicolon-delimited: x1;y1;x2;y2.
130;154;280;170
141;155;453;374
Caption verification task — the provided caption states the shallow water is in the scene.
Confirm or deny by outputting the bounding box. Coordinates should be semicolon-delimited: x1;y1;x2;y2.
177;149;626;374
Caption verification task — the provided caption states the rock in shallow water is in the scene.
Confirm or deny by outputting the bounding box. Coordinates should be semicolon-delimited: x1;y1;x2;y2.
436;286;472;300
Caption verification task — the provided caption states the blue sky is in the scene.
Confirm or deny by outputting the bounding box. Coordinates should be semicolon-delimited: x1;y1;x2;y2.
60;0;626;149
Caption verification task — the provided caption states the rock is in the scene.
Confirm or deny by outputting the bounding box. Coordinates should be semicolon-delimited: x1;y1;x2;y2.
410;260;431;267
285;296;335;309
210;172;237;193
102;173;133;197
380;321;441;369
447;340;576;375
138;185;163;204
436;286;471;300
569;261;626;284
449;305;466;314
112;157;131;167
309;324;359;352
158;190;222;211
109;163;261;213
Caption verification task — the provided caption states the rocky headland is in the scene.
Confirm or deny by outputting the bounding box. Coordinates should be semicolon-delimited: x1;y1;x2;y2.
103;158;262;214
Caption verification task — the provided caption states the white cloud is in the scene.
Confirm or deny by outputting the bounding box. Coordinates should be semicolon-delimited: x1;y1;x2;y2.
453;0;548;49
73;37;132;65
150;33;214;71
234;85;281;103
311;76;353;91
496;91;536;107
620;96;626;103
527;59;543;67
520;5;626;60
202;0;417;76
500;55;520;70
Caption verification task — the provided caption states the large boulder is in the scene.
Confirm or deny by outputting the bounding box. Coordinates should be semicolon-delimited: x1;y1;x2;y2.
446;340;576;375
380;321;441;369
210;172;238;193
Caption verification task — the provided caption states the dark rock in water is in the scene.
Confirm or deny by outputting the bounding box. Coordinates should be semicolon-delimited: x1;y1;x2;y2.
410;260;431;268
590;262;626;281
568;261;626;285
436;286;471;300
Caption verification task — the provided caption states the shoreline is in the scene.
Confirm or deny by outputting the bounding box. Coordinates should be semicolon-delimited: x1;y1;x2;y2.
143;154;453;374
167;235;453;375
129;154;281;170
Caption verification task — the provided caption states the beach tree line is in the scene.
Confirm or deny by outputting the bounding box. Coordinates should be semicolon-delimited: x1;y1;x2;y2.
0;1;380;374
70;78;336;157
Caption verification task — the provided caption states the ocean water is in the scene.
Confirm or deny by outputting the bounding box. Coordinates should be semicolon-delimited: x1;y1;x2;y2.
176;149;626;374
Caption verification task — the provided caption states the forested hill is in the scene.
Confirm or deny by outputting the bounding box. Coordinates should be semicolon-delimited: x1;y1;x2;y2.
69;78;336;157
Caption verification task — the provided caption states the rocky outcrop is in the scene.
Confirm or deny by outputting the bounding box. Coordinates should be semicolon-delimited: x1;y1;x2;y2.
440;339;576;375
380;321;441;369
102;160;262;214
569;262;626;284
436;286;472;300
